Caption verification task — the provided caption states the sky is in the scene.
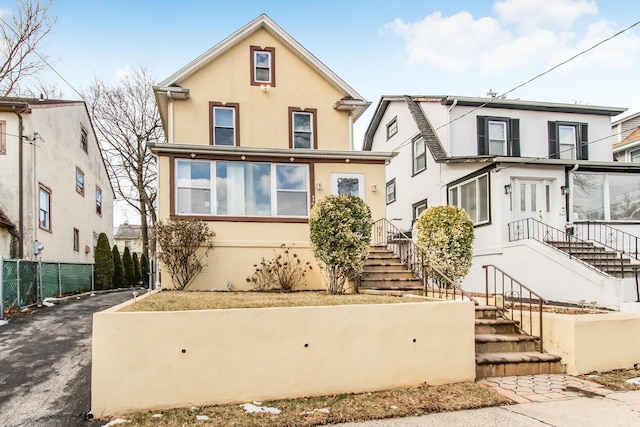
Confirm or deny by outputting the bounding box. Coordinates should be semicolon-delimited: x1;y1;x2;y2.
1;0;639;224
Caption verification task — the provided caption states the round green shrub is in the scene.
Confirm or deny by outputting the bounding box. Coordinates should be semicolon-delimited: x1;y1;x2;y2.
415;205;474;281
309;194;372;294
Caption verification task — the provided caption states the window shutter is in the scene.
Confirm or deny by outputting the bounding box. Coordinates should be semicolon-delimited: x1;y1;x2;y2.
548;121;559;159
509;119;520;157
579;123;588;160
477;116;487;155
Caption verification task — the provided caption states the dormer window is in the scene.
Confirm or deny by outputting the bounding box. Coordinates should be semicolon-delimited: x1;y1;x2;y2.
250;46;276;86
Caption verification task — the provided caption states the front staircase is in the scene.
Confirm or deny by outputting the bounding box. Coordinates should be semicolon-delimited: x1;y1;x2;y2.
360;242;563;378
546;240;640;277
475;306;562;378
360;245;423;293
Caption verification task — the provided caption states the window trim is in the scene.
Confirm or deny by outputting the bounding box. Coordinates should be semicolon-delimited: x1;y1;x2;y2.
209;102;240;147
81;125;88;153
76;167;85;196
412;198;428;221
289;107;317;149
174;158;311;220
386;179;396;205
386;117;398;140
412;136;427;176
477;116;520;157
250;46;276;87
630;147;640;163
39;183;52;232
447;171;491;226
0;121;6;155
549;121;588;160
73;228;80;252
96;186;102;216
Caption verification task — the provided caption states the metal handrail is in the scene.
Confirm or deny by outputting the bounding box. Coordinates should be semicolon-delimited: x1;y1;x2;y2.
371;218;479;305
508;217;637;278
483;264;546;353
573;221;639;260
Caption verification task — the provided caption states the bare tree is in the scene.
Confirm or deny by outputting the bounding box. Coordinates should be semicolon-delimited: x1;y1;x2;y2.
18;80;63;99
0;0;55;96
85;66;164;258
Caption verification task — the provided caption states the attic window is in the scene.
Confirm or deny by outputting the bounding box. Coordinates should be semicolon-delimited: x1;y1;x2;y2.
250;46;276;87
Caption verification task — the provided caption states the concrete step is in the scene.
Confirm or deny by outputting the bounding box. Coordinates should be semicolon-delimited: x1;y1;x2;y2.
475;318;521;335
475;333;540;353
362;271;417;280
362;263;410;272
475;306;499;320
546;241;599;249
358;288;424;296
359;277;423;290
475;352;562;378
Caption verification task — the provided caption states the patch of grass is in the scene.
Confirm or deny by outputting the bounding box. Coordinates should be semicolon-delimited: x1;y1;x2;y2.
119;291;425;312
580;368;640;391
112;382;512;426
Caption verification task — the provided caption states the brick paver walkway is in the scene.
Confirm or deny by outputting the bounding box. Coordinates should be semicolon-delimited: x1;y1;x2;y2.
478;374;613;403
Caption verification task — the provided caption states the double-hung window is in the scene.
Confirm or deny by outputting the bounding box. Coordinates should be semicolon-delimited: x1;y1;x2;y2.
176;159;309;218
39;185;51;231
386;179;396;204
477;116;520;156
250;46;275;86
81;126;88;153
386;117;398;140
96;187;102;215
448;173;490;225
412;199;427;220
548;121;588;160
76;167;85;196
413;137;426;174
290;108;316;149
630;148;640;163
73;228;80;251
211;104;238;146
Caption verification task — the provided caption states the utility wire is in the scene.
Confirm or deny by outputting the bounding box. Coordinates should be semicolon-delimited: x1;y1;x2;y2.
389;19;640;154
0;15;85;100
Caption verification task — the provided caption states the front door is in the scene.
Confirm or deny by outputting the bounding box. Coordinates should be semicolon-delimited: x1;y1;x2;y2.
511;179;550;223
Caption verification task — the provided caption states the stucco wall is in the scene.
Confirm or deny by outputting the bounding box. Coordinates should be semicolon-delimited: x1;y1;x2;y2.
157;158;386;291
91;298;476;417
518;310;640;375
0;103;113;261
173;28;350;151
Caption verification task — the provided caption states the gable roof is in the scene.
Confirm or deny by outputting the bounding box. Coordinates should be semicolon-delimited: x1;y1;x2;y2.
363;95;448;162
613;126;640;150
114;223;142;240
156;14;368;120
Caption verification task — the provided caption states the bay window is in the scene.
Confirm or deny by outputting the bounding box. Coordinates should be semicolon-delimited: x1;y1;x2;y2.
448;173;490;225
176;159;309;218
573;172;640;221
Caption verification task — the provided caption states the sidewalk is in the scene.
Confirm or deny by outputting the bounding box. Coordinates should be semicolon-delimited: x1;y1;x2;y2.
336;375;640;426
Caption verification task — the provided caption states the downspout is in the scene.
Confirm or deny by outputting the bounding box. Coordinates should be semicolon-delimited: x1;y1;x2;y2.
348;112;353;151
13;106;24;258
167;91;174;143
566;163;579;223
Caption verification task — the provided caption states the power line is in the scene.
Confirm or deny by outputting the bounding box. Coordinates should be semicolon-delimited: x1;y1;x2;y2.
0;14;85;100
389;19;640;154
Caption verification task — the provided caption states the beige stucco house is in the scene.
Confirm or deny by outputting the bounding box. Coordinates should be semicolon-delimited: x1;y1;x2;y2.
0;98;114;262
150;14;393;290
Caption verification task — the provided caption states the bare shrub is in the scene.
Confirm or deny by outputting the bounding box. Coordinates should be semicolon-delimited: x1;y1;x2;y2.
246;244;312;292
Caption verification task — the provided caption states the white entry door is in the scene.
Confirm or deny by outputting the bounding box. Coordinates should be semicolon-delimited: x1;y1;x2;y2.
511;179;550;223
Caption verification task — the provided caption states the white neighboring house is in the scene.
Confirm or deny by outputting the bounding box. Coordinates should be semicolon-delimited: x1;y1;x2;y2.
364;95;640;309
0;98;114;262
612;111;640;162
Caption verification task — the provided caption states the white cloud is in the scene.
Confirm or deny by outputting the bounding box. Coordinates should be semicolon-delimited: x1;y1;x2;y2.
494;0;598;31
115;65;134;81
384;1;637;76
0;8;11;19
385;11;509;73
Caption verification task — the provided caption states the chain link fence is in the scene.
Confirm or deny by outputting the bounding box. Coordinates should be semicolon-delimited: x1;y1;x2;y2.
1;258;94;320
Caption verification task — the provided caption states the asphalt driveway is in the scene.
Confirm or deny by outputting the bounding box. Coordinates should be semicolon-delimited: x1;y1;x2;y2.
0;289;144;427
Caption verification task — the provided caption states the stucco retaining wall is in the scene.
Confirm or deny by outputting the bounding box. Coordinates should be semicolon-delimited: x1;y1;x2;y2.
91;298;475;416
517;310;640;375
